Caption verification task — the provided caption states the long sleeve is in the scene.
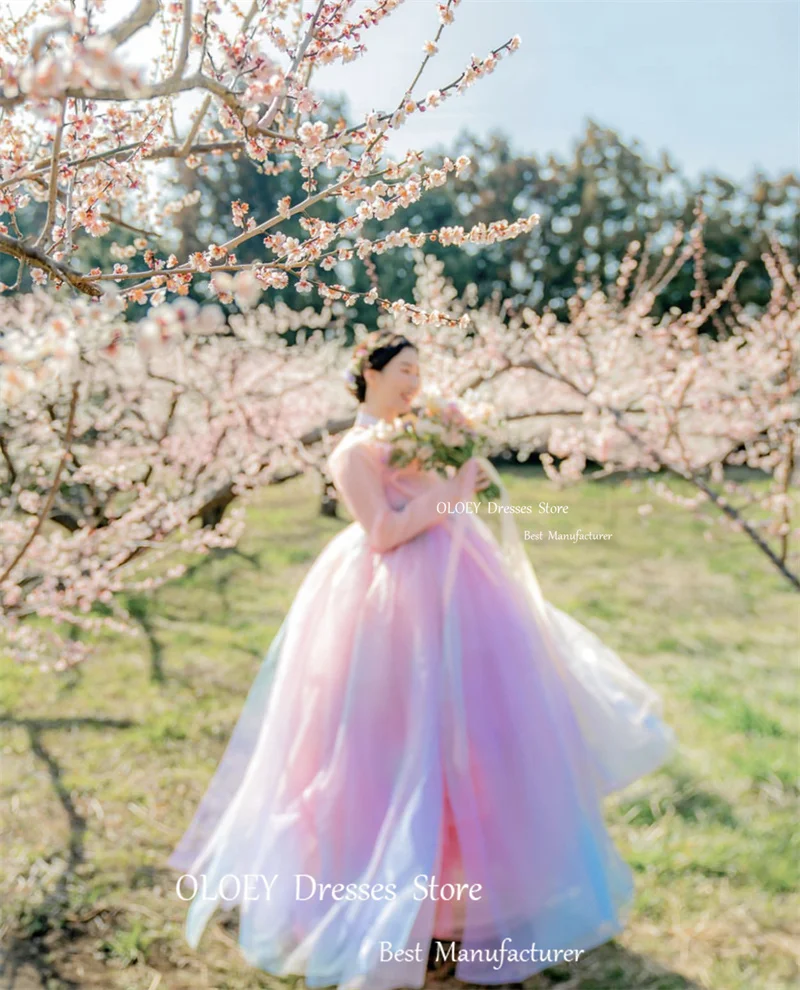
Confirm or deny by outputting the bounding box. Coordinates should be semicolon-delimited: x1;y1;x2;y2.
329;440;478;554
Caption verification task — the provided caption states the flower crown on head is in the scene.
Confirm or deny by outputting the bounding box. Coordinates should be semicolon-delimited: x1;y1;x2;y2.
342;330;386;387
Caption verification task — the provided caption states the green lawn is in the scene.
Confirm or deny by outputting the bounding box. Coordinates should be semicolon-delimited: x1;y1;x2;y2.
1;465;798;990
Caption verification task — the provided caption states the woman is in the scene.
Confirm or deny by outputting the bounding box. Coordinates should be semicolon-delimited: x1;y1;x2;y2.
168;330;676;990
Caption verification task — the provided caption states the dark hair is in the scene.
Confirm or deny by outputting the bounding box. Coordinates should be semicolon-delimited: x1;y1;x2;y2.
345;331;417;403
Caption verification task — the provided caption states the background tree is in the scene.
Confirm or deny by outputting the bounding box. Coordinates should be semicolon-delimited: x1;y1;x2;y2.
0;0;536;666
384;227;799;590
366;123;799;323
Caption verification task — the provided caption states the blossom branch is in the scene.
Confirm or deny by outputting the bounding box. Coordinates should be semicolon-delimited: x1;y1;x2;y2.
256;0;327;131
0;232;102;296
36;97;66;248
0;381;79;590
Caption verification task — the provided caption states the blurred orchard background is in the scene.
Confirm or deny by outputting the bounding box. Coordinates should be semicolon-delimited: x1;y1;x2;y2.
0;2;798;989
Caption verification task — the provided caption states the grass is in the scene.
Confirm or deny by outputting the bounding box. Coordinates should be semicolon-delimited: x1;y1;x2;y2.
0;463;798;990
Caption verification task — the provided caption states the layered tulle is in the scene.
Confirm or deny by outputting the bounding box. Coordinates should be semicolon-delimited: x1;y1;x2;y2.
168;487;676;988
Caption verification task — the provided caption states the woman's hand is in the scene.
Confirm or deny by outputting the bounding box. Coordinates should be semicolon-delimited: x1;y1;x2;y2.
454;457;493;494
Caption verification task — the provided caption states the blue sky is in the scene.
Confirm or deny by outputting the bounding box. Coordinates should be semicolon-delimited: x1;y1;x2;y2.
314;0;799;182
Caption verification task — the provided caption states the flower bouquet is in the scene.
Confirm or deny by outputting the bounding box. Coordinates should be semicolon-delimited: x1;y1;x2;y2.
374;392;502;502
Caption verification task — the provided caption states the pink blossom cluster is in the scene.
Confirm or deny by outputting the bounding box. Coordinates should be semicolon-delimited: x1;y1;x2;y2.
380;244;799;588
2;26;142;102
0;287;350;669
1;0;529;327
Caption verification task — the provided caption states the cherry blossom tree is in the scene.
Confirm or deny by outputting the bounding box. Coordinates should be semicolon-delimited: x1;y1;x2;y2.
0;0;535;307
0;0;541;668
3;1;795;679
386;222;799;590
0;288;360;667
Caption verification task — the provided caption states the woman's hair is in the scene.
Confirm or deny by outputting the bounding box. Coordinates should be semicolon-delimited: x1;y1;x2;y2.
344;330;417;403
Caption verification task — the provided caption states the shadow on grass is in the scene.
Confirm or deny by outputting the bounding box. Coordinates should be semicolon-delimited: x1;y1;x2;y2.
522;938;706;990
125;557;248;683
0;715;136;990
123;543;295;685
179;544;262;582
619;763;738;830
0;941;80;990
125;593;168;683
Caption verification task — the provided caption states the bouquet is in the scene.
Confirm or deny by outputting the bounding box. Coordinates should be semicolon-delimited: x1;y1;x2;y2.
374;392;502;501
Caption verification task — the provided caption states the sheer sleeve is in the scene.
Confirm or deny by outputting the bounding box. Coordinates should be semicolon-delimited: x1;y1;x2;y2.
329;440;478;553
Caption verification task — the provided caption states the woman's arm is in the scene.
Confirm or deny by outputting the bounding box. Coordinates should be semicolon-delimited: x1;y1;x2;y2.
329;440;478;553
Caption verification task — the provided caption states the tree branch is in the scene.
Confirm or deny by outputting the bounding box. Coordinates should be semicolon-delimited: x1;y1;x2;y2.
256;0;326;131
0;138;251;189
508;354;800;591
37;98;66;248
0;232;102;297
0;382;80;589
105;0;160;48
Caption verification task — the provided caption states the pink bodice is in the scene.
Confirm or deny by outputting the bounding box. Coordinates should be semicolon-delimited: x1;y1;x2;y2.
328;425;478;555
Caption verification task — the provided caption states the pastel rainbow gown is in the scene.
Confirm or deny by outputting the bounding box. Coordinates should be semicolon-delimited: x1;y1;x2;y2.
168;406;676;988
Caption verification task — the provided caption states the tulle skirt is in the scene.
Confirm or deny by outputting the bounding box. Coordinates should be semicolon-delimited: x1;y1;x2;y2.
168;512;675;989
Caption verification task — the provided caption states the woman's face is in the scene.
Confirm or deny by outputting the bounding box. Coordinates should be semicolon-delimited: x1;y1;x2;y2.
365;346;420;417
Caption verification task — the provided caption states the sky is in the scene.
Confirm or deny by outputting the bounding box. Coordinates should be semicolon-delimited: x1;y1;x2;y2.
311;0;799;183
67;0;800;183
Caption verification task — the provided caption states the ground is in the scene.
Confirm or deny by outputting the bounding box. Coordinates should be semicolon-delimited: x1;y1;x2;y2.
1;463;798;990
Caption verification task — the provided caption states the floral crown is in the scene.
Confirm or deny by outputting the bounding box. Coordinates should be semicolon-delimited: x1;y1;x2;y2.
342;330;391;389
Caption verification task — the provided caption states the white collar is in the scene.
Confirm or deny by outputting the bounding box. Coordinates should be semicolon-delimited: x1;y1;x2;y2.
355;408;381;427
